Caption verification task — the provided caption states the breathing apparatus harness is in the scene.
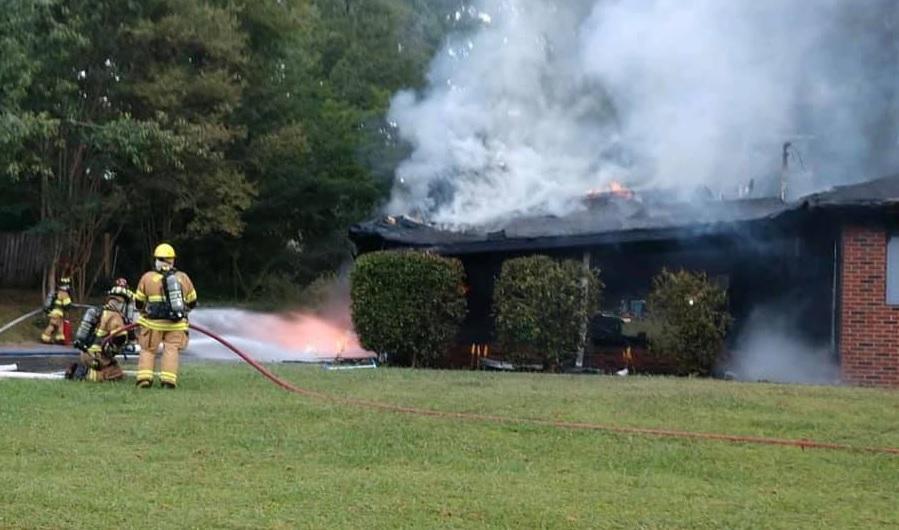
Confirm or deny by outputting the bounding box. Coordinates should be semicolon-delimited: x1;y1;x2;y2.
72;283;135;361
145;267;187;322
67;300;124;381
72;306;101;353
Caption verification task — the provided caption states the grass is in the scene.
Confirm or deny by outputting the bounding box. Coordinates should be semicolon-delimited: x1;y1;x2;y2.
0;290;50;345
1;364;897;529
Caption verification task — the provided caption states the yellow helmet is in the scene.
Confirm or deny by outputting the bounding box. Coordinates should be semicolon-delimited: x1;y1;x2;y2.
153;243;176;259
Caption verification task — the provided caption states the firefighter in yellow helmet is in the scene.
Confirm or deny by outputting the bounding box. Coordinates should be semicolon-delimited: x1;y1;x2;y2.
41;276;73;344
68;281;131;382
133;243;197;388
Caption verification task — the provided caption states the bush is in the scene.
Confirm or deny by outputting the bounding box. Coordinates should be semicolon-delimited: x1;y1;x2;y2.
647;269;732;376
493;255;602;371
350;250;467;367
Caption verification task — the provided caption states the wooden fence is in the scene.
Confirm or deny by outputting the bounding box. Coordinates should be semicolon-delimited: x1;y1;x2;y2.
0;232;49;287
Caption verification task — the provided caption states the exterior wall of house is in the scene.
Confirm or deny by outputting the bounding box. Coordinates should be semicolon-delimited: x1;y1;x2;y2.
840;224;899;387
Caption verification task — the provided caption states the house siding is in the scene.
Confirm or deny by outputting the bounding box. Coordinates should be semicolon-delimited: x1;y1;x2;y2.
840;225;899;387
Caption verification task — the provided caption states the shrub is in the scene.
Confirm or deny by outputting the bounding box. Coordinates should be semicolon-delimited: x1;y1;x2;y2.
647;269;732;375
350;250;467;367
493;255;602;371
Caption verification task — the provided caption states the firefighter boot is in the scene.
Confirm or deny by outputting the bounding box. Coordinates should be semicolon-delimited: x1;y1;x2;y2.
100;362;124;381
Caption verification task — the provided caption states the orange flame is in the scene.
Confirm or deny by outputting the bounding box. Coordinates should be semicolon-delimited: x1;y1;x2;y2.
608;180;634;198
585;180;635;200
248;311;372;359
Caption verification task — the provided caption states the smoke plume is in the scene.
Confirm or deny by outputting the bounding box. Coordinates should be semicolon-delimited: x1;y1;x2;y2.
387;0;899;226
726;307;840;385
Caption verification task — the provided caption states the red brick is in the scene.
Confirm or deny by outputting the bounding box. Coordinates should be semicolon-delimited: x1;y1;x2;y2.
840;225;899;387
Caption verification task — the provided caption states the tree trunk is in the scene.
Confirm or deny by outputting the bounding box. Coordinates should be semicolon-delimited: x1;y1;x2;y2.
103;233;112;278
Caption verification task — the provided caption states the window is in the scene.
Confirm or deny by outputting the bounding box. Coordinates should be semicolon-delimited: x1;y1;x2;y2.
888;235;899;304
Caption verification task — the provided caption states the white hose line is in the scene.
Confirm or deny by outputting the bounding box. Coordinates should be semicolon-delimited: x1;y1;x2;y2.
0;308;44;337
0;371;65;380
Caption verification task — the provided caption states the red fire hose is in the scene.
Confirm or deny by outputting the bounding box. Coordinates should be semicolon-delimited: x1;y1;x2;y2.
108;322;899;457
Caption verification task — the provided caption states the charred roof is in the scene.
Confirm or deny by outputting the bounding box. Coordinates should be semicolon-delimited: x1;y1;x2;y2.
798;174;899;207
351;174;899;255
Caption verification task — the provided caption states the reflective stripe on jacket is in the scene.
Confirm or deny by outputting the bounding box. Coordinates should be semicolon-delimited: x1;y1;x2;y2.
49;291;72;318
134;270;197;332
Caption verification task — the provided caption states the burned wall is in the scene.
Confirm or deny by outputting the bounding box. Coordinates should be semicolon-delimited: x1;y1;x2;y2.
590;226;836;350
456;220;838;361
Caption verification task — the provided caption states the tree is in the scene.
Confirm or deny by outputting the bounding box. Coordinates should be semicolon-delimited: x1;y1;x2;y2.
1;1;169;296
0;1;46;231
0;0;254;297
116;0;254;244
0;0;462;299
220;0;458;299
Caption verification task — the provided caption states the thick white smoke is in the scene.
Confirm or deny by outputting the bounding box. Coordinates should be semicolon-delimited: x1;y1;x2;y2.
725;308;841;385
388;0;899;226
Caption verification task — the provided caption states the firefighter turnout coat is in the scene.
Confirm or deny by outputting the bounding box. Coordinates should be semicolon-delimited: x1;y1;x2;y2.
133;270;197;387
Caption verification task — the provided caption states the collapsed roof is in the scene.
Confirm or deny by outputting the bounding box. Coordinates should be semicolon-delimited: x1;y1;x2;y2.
351;174;899;255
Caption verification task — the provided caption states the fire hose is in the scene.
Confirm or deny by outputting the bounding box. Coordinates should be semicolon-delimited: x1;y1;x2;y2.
0;308;46;338
97;321;899;457
0;304;97;339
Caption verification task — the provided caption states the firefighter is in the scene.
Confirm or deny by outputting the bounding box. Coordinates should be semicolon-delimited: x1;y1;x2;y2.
68;282;131;382
41;276;72;344
112;277;141;355
133;243;197;388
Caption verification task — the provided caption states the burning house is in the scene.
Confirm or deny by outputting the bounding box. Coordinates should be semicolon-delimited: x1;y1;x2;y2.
350;175;899;387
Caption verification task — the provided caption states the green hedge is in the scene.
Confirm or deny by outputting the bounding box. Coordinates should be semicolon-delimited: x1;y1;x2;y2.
350;250;467;367
647;269;732;375
493;255;601;371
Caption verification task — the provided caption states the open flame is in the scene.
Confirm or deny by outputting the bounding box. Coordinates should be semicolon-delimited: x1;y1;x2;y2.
186;307;374;362
585;180;635;200
251;312;372;359
608;180;634;198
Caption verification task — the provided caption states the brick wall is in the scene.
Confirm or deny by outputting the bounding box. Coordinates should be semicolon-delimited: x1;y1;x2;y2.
840;225;899;387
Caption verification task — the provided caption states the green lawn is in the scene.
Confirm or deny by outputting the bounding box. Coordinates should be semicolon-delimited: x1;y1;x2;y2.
1;364;897;529
0;290;48;345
